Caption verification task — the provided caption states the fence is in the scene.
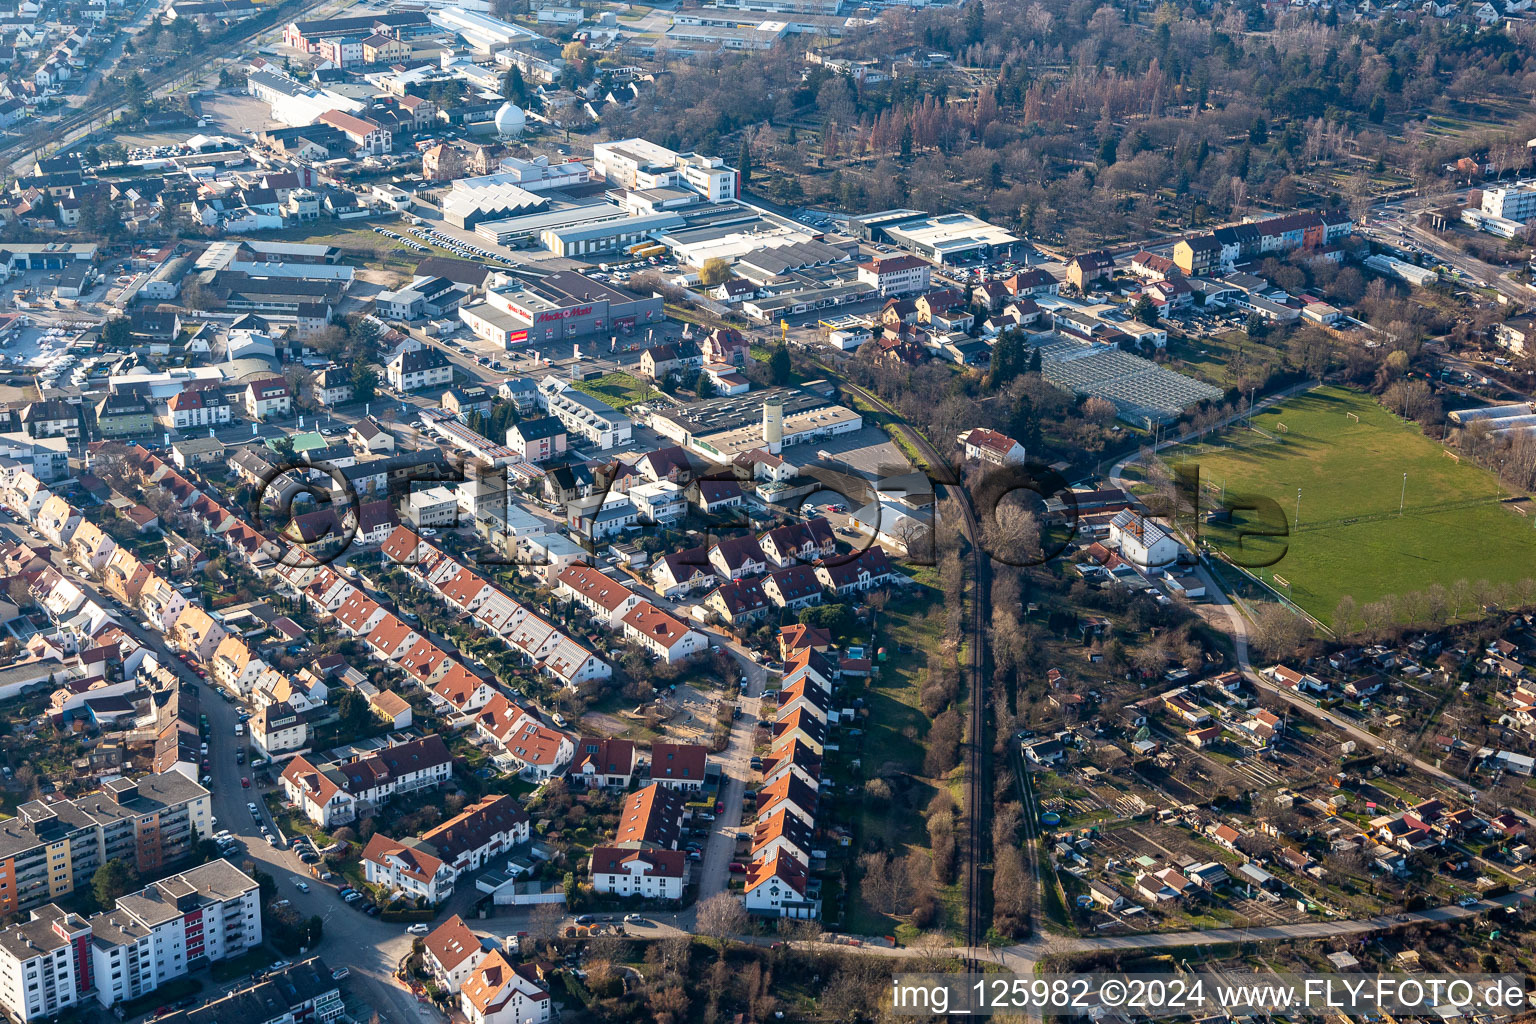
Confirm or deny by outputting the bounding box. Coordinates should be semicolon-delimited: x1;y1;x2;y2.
1202;551;1336;638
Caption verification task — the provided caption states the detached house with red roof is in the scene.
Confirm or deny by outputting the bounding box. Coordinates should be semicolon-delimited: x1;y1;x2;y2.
555;563;640;628
957;427;1028;467
423;914;492;995
621;601;707;663
1108;509;1181;568
460;950;551;1024
648;742;709;791
243;377;292;421
570;737;636;788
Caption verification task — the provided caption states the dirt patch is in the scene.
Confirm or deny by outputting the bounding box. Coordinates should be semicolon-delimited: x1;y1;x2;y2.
578;711;629;736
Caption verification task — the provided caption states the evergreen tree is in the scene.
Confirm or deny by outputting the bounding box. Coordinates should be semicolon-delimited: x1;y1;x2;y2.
737;138;752;185
988;329;1026;388
1130;295;1158;325
768;344;792;385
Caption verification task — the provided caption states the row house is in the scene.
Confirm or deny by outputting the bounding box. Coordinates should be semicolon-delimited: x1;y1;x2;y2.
554;563;640;628
760;519;836;568
472;695;574;778
362;795;530;903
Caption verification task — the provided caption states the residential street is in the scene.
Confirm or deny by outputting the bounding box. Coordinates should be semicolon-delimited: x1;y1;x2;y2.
0;512;441;1024
695;646;766;905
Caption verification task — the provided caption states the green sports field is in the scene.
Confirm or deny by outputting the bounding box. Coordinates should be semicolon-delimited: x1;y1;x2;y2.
1166;386;1536;625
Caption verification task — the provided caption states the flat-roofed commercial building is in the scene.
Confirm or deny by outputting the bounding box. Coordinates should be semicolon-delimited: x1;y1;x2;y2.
649;387;862;463
592;139;738;202
541;210;686;257
459;271;663;347
475;202;631;247
881;212;1019;265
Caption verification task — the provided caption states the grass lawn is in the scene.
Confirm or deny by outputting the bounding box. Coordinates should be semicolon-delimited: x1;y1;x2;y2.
1165;330;1281;390
844;590;966;938
1168;385;1536;624
228;224;424;275
568;371;662;411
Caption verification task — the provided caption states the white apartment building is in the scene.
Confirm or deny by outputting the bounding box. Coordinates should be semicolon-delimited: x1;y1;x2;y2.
1481;186;1536;224
0;907;91;1023
89;861;262;1008
544;387;632;449
588;847;687;901
0;862;261;1021
591;138;738;202
628;480;686;523
856;254;931;296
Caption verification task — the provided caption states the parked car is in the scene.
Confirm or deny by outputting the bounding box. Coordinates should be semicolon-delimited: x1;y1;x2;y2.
406;923;431;935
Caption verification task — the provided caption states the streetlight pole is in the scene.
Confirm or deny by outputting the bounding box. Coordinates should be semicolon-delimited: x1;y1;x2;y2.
1400;472;1406;516
1295;487;1302;529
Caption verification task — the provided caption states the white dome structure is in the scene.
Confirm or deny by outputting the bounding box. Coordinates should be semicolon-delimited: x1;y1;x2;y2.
494;102;526;138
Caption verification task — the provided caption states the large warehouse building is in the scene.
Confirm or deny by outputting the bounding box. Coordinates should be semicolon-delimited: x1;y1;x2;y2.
648;387;863;463
460;271;664;346
852;209;1019;265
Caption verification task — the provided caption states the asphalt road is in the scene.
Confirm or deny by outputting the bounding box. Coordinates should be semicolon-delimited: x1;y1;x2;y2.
0;511;440;1024
694;646;766;905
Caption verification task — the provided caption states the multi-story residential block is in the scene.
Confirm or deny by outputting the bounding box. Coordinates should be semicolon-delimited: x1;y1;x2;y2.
88;860;262;1008
0;906;91;1023
0;774;211;918
0;861;260;1021
855;254;931;297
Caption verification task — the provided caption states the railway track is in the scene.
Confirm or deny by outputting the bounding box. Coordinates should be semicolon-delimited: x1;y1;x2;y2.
0;0;327;169
834;377;992;968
